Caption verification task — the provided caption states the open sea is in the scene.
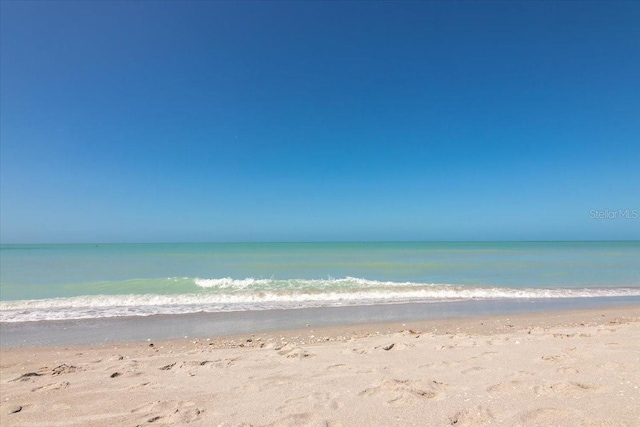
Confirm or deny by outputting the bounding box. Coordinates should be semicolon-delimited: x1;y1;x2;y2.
1;241;639;324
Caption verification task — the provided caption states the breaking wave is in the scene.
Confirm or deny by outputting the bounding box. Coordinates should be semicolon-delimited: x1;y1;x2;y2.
2;277;639;322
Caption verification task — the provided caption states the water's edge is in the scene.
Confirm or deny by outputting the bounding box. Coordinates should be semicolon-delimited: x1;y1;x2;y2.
2;296;638;348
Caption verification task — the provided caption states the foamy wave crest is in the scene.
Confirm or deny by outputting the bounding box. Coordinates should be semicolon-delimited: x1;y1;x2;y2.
193;277;460;291
2;278;640;322
194;277;271;289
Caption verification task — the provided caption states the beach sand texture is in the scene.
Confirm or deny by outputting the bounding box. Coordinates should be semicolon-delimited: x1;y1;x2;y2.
1;307;639;426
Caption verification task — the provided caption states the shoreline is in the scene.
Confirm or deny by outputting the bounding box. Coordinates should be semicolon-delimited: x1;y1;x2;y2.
1;305;638;426
3;304;639;352
2;296;639;348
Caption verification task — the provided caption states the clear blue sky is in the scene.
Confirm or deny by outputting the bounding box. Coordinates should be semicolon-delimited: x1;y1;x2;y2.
1;1;638;243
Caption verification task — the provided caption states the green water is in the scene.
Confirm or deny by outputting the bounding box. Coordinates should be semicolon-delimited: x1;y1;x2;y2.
2;241;638;301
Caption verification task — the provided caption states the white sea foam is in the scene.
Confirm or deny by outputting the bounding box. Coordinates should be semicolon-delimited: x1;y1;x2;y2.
194;277;271;289
193;276;466;290
1;277;639;322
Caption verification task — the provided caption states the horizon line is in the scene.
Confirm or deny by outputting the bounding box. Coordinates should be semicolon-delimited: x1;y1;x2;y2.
2;239;639;245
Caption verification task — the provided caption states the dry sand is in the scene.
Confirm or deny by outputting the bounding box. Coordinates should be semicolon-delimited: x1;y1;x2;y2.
1;306;639;426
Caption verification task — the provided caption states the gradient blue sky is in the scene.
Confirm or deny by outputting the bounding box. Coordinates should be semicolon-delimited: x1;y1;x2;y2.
1;1;638;243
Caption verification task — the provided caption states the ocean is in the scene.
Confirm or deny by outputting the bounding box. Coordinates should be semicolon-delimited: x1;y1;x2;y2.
1;241;639;324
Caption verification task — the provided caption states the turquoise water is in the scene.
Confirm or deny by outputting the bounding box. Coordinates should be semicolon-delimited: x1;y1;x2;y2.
1;241;639;322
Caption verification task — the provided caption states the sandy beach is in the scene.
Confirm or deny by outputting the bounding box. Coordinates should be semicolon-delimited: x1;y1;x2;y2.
1;305;639;427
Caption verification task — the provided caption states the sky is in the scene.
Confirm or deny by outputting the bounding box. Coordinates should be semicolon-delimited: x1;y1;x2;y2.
1;1;639;243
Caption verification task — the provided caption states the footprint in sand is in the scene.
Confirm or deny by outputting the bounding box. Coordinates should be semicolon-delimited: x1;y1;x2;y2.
9;372;42;382
128;381;152;389
359;378;447;405
276;391;344;413
158;362;177;371
49;364;80;375
533;381;603;397
553;333;577;339
276;344;314;359
556;366;580;375
10;364;81;380
516;407;580;425
460;366;486;375
7;405;23;415
448;406;494;427
373;342;415;351
540;354;568;363
263;412;341;427
131;400;204;425
326;363;347;370
211;357;240;368
188;360;214;367
106;359;139;374
486;380;524;393
31;381;70;392
507;370;536;378
342;347;368;355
